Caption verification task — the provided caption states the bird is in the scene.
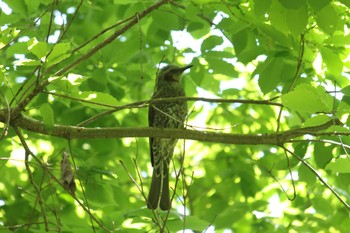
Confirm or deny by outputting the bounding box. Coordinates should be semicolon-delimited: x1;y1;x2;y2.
147;64;192;210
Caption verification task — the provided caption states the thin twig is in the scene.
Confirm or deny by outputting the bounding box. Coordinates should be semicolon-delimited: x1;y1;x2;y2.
276;34;305;133
68;141;96;232
58;0;84;42
255;156;295;203
41;91;281;126
46;0;55;43
282;146;350;211
14;126;49;231
72;15;134;54
0;222;47;231
14;127;111;231
120;159;163;228
282;148;297;201
288;139;350;150
203;215;217;233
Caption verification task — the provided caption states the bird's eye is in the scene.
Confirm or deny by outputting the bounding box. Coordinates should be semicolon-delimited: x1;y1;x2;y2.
164;73;173;81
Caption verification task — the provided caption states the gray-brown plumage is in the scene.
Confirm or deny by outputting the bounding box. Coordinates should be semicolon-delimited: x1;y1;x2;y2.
147;64;191;210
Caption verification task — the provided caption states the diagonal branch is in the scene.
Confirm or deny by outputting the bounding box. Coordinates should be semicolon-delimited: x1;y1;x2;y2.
11;0;173;119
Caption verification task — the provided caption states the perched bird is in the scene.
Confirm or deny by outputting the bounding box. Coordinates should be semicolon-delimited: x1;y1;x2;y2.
148;64;192;210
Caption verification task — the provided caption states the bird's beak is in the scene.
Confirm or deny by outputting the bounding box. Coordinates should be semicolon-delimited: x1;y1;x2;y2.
180;65;193;72
172;65;192;82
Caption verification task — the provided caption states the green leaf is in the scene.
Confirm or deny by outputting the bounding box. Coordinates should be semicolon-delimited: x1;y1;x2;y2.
341;85;350;95
88;68;107;92
303;115;331;127
231;28;262;64
27;38;49;60
286;5;308;35
269;0;289;33
201;35;223;52
316;5;338;35
0;66;5;83
73;91;118;109
216;202;248;227
85;183;117;206
46;42;71;66
336;101;350;119
253;0;271;18
112;0;140;4
167;216;209;232
279;0;305;9
314;143;333;168
307;0;331;12
205;57;235;77
258;23;291;48
298;164;316;185
320;47;343;75
339;0;350;7
281;84;333;113
24;0;51;14
341;95;350;107
326;156;350;173
14;59;41;66
7;42;29;58
293;143;308;160
151;8;181;31
4;0;27;16
258;58;283;94
326;125;350;133
39;103;54;134
217;17;248;35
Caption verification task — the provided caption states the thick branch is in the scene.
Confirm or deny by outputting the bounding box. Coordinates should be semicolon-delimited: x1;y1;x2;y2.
3;111;341;146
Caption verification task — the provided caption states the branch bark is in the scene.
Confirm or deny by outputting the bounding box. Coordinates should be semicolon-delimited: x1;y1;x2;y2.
3;111;341;146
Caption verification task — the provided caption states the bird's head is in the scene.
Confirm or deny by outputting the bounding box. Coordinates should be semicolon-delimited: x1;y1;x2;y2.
156;64;192;85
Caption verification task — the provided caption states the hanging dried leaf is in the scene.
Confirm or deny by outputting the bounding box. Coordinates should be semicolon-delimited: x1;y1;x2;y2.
60;151;76;196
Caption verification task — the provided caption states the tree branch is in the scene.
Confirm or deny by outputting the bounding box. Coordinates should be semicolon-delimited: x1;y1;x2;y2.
3;111;342;146
11;0;172;119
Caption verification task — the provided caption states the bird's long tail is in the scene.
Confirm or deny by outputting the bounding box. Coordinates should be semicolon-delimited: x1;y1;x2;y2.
147;166;170;210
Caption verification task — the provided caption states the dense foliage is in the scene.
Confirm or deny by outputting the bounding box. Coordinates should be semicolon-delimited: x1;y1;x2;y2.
1;0;350;232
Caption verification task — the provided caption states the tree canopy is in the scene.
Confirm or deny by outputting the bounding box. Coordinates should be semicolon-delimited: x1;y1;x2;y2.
1;0;350;232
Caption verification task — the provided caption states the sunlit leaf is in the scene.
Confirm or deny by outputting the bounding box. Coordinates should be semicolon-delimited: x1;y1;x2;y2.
281;84;333;113
286;5;308;35
73;91;118;109
47;42;71;66
201;35;223;52
27;38;49;60
339;0;350;7
303;115;331;127
14;59;41;66
279;0;305;9
253;0;272;18
320;47;343;75
307;0;331;12
326;156;350;173
316;5;338;35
